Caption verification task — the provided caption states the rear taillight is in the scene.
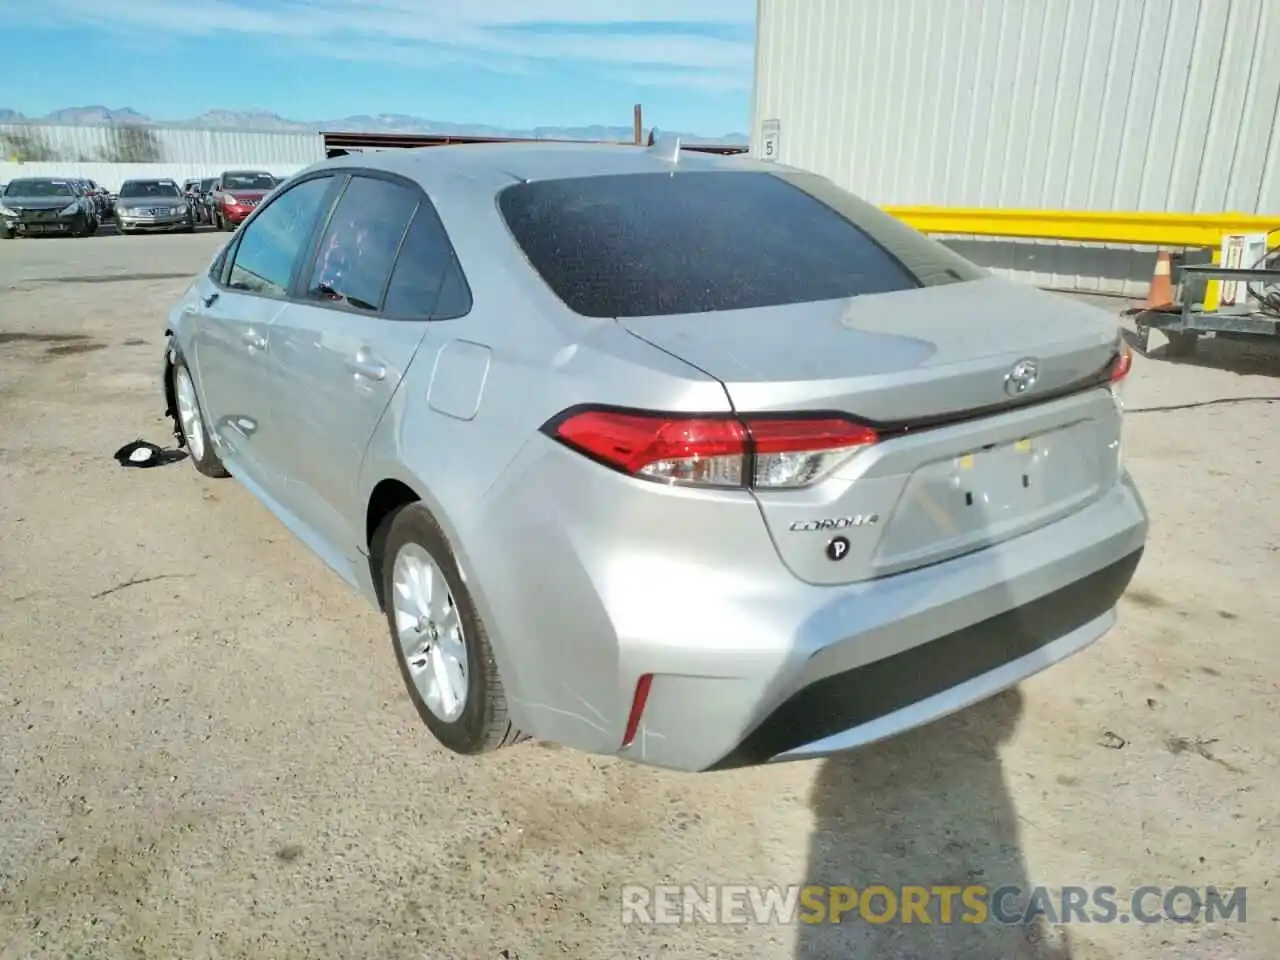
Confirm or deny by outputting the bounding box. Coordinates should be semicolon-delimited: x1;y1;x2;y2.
544;408;878;489
1108;342;1133;406
1109;343;1133;383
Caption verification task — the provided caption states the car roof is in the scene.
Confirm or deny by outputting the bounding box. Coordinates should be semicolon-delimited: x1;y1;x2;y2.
314;141;785;194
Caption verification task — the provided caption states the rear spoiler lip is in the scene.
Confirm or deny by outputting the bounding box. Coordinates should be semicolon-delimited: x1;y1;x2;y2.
864;353;1121;439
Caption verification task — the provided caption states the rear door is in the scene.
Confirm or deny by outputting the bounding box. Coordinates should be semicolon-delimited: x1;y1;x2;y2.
498;168;1126;586
267;172;464;561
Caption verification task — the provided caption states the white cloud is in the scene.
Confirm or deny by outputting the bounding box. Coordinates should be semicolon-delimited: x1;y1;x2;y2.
8;0;756;88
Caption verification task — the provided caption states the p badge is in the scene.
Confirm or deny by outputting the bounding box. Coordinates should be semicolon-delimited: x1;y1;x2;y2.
826;536;851;562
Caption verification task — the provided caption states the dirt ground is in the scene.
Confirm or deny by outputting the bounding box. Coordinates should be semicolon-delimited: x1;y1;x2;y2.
1;231;1277;960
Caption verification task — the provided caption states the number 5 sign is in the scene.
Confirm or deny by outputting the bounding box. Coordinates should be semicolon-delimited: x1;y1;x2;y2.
759;119;780;161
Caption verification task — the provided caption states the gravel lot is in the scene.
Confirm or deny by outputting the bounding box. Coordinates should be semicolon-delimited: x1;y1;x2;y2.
1;231;1277;960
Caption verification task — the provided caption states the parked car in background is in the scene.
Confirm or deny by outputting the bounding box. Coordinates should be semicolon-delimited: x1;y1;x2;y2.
159;144;1147;772
94;181;115;218
194;177;217;225
210;170;276;230
115;178;196;234
0;177;98;237
84;178;112;220
68;179;103;230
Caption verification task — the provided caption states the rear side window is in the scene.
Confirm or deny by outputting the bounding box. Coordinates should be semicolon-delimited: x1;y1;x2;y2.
497;171;926;319
306;175;416;311
382;202;471;319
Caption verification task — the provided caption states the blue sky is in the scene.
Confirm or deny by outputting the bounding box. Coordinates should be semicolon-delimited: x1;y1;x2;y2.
0;0;756;136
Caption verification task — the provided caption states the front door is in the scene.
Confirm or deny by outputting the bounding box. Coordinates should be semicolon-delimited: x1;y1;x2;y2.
188;173;341;494
186;277;287;488
268;173;462;565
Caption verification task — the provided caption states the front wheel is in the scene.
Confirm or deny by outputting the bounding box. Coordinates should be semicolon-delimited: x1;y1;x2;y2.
72;214;91;238
376;504;526;756
172;359;230;478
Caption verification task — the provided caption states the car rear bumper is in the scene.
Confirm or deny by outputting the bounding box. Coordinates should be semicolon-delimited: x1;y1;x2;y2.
465;446;1148;772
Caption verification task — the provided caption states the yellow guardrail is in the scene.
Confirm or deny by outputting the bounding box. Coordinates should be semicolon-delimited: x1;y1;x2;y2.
882;207;1280;248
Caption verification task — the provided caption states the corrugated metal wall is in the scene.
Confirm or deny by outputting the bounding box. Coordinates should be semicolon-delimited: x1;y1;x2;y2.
0;124;326;191
753;0;1280;295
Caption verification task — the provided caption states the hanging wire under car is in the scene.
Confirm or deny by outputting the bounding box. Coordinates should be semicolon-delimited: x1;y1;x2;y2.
1245;229;1280;319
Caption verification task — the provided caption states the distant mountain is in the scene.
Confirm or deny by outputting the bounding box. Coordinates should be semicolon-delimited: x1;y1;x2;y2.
0;105;749;145
43;105;151;125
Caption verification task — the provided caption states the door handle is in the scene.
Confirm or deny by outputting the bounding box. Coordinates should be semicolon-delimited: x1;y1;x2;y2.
345;355;387;381
241;329;267;351
202;291;218;308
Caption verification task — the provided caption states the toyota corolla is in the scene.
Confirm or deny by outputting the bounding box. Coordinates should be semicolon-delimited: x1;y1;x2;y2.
160;141;1147;772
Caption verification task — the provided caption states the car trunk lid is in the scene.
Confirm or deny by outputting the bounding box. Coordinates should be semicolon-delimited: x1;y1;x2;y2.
620;276;1126;585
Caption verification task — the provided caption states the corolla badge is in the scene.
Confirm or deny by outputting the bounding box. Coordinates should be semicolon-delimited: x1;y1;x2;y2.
1004;358;1040;396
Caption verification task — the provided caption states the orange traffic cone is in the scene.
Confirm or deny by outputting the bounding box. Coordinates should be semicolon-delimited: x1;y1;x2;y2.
1146;251;1175;310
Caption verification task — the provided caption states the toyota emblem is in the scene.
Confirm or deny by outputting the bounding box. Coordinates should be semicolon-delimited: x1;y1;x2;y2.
1004;358;1040;396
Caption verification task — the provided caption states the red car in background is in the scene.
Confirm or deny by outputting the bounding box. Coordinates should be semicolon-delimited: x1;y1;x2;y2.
211;170;276;231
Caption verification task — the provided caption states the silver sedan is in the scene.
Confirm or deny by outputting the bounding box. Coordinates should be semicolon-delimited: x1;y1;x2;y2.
160;141;1148;772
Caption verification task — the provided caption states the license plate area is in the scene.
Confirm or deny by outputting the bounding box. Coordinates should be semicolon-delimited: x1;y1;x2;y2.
956;437;1041;511
874;422;1106;571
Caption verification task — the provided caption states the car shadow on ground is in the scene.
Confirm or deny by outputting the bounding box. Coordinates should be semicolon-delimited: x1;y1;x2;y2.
795;687;1076;960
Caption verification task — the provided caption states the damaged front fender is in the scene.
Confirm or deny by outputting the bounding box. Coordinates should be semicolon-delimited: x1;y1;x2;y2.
161;336;184;448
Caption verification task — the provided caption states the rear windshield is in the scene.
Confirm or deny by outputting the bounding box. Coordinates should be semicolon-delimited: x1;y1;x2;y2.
496;170;984;319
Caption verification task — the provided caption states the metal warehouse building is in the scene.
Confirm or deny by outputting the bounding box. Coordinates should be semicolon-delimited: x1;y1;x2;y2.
0;124;325;191
752;0;1280;295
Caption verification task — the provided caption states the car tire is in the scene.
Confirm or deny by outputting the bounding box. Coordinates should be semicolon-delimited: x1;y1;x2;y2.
1;226;12;240
171;358;230;479
376;503;527;757
72;214;91;238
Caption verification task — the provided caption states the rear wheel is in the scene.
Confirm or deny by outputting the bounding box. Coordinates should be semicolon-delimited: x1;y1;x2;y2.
376;504;526;756
172;360;229;478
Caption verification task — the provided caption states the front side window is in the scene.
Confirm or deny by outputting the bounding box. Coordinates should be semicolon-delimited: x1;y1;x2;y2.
305;176;416;312
497;170;983;319
228;176;335;297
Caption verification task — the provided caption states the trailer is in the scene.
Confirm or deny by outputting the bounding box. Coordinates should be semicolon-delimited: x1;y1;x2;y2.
1135;262;1280;357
